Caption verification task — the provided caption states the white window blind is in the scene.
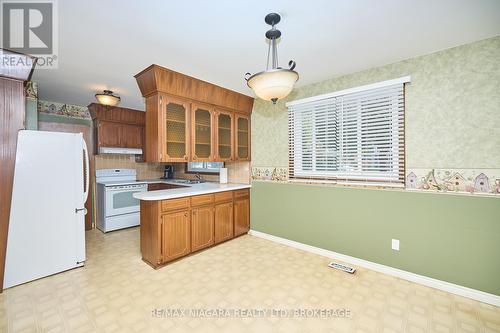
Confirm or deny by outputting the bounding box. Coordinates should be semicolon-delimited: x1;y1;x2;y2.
287;77;409;187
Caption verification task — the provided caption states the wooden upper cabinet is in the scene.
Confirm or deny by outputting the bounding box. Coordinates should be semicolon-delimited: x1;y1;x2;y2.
121;124;143;149
161;210;191;262
89;103;145;126
215;109;234;161
235;114;251;161
162;95;190;162
191;103;214;161
135;65;254;162
89;103;145;153
135;65;254;114
97;121;122;147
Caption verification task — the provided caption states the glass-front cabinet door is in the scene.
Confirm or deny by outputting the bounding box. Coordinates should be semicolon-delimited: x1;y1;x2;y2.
163;95;190;161
191;103;214;161
236;114;250;160
215;110;234;161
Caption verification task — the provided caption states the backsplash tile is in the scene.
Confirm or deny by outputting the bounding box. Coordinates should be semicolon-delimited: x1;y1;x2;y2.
227;161;251;184
95;155;165;180
95;158;251;184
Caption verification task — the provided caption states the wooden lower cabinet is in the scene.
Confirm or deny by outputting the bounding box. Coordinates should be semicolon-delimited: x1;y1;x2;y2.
191;206;214;252
234;197;250;237
140;188;250;268
161;210;191;262
214;202;233;244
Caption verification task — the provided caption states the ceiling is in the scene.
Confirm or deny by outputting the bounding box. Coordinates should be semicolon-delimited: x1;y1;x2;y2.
33;0;500;110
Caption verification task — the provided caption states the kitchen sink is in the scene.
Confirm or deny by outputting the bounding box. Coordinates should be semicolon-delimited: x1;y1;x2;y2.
186;180;205;184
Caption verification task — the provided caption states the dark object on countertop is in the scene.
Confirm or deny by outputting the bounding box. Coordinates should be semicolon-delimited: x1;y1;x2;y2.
163;165;174;179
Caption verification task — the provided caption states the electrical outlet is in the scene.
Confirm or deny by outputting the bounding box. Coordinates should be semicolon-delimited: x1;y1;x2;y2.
391;239;400;251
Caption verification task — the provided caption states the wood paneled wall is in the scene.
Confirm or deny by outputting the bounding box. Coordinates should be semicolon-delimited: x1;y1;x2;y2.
0;78;26;292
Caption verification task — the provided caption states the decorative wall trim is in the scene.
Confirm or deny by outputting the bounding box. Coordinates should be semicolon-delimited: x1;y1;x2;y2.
38;100;91;120
251;167;288;182
252;166;500;196
248;230;500;307
25;81;38;100
406;168;500;195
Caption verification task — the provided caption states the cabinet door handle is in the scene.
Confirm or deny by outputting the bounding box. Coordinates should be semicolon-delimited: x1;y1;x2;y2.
184;212;188;217
184;156;188;161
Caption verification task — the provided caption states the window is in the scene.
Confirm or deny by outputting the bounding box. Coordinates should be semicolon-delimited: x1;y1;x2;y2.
186;162;223;174
287;77;409;187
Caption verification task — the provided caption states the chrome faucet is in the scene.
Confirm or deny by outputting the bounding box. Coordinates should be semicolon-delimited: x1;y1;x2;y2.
195;173;203;181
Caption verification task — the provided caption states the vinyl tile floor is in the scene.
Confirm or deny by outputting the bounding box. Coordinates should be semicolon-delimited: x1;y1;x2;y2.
0;227;499;333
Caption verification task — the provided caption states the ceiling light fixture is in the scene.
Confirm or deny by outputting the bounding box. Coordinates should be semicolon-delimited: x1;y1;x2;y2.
245;13;298;104
95;90;121;106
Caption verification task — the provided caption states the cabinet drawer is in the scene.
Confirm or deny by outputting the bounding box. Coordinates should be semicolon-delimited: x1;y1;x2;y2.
191;194;214;207
214;191;233;203
234;189;249;198
161;197;190;212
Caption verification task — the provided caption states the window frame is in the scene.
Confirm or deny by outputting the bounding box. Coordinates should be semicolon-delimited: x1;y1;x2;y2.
286;76;410;187
185;162;224;174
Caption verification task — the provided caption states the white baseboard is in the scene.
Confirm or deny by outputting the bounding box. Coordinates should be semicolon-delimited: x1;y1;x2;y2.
248;229;500;307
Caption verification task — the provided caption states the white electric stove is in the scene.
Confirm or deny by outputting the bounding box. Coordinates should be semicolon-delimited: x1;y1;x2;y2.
96;169;147;232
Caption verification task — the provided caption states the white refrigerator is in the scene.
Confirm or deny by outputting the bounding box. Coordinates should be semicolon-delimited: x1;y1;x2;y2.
4;130;89;288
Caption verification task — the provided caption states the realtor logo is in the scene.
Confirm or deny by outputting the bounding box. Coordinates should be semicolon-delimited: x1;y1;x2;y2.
1;0;58;68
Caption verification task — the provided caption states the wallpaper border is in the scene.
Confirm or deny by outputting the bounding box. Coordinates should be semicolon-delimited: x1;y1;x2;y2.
251;167;500;197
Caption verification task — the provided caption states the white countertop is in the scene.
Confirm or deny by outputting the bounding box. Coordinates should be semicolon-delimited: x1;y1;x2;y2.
133;181;251;201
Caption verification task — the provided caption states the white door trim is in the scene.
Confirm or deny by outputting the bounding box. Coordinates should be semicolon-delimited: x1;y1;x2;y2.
248;229;500;307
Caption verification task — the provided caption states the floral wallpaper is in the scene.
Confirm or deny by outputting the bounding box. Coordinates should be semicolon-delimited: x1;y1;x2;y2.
38;100;91;119
251;36;500;196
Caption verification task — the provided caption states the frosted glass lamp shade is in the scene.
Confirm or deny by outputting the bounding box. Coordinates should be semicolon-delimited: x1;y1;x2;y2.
247;69;298;103
95;90;121;106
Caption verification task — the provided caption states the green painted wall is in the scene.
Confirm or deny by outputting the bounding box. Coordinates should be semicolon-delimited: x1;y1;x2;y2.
25;98;38;130
250;181;500;295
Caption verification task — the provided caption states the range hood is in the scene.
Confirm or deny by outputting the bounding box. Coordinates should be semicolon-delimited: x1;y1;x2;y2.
98;147;143;155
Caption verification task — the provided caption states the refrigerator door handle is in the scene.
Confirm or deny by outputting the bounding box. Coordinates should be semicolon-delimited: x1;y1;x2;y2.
82;138;90;203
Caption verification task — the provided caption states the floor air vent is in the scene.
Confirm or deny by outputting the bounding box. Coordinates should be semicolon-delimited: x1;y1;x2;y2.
328;261;356;274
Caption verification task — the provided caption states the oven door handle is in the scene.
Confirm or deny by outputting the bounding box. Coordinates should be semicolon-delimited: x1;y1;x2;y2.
106;186;147;192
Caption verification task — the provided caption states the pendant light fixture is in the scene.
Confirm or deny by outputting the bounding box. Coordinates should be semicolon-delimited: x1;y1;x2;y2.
245;13;298;104
95;90;121;106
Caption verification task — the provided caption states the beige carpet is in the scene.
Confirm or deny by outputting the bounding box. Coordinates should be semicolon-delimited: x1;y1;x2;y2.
1;227;498;332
